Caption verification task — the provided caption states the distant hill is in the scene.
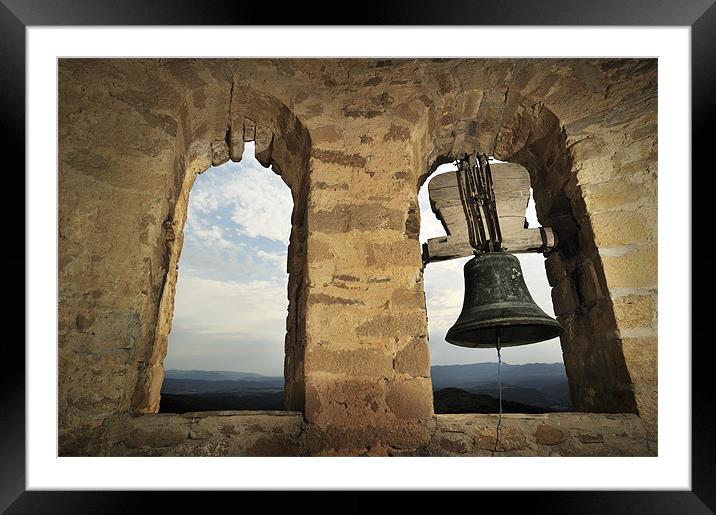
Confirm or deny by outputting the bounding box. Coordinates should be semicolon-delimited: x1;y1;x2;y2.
160;369;284;413
164;369;281;382
431;362;571;410
160;391;284;413
433;388;548;414
162;377;284;394
431;362;568;389
159;362;571;413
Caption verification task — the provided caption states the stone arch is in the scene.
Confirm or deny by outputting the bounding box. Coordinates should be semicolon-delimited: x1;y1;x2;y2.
417;88;639;416
129;78;312;414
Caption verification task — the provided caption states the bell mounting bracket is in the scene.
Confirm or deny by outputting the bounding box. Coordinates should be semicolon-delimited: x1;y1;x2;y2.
456;152;503;254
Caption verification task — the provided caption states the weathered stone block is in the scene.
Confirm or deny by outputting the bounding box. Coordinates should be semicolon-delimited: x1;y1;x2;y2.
534;424;567;445
124;425;187;449
310;204;405;233
307;422;434;456
255;125;274;166
612;293;657;330
383;123;411;142
305;347;393;378
311;124;343;143
243;117;256;141
545;251;573;287
365;238;422;269
437;434;470;454
311;148;367;168
600;245;657;289
306;236;334;262
551;278;579;316
578;433;604;444
590;210;656;247
355;312;427;340
228;129;244;161
106;411;307;457
394;337;431;377
476;424;528;452
308;292;365;306
390;286;426;310
210;140;229;166
305;375;389;427
576;260;604;306
304;312;358;348
620;337;657;384
581;178;656;213
385;377;433;420
632;384;657;440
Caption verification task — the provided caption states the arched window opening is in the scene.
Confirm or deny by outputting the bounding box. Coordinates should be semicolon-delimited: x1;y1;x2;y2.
159;142;292;413
420;160;571;414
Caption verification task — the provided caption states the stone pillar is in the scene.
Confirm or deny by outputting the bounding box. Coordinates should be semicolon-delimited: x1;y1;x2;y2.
58;59;190;453
568;125;658;447
303;135;434;455
533;104;658;452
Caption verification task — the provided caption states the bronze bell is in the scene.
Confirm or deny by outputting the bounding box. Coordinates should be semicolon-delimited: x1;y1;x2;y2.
446;252;563;348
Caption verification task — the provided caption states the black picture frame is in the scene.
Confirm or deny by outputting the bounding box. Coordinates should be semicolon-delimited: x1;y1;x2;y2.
4;1;714;512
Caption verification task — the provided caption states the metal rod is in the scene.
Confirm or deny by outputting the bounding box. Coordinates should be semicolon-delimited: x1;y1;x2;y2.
484;155;503;248
497;329;503;453
471;155;491;248
456;163;481;251
463;156;486;248
475;155;494;246
455;152;505;255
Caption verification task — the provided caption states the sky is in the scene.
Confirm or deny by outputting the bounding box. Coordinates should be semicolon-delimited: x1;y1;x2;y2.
164;147;564;376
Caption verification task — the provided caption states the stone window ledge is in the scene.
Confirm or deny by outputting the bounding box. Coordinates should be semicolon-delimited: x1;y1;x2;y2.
429;413;655;457
100;411;654;457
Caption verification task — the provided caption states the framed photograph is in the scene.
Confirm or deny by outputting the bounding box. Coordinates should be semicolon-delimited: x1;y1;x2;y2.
8;0;713;511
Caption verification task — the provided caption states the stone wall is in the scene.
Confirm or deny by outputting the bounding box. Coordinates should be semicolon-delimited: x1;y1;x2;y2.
106;411;306;457
429;413;653;457
58;58;657;456
94;412;652;457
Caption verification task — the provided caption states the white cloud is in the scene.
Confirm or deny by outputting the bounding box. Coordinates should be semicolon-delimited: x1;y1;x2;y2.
424;256;469;332
167;273;289;375
171;274;288;339
256;249;288;267
185;217;233;249
166;145;292;374
189;143;293;244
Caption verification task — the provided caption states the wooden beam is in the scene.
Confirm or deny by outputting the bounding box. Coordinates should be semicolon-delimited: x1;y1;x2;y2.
423;162;556;263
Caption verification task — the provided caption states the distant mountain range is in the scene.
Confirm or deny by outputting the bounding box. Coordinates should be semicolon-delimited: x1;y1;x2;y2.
164;369;277;382
160;369;285;413
431;362;571;411
160;362;571;413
